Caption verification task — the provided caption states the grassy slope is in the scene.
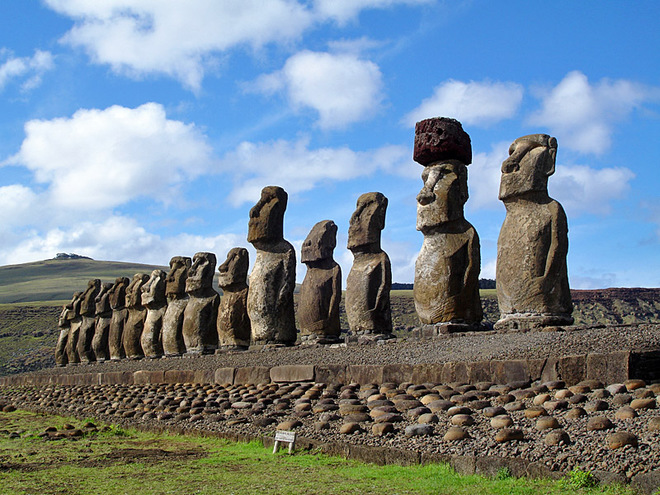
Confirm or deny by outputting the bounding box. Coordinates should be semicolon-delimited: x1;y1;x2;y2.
0;258;168;304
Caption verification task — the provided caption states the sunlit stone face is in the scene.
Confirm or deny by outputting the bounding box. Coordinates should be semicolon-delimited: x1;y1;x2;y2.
347;192;387;251
217;248;249;287
416;160;467;232
247;186;287;244
499;134;557;201
166;256;191;298
186;252;216;293
302;220;337;263
141;269;167;306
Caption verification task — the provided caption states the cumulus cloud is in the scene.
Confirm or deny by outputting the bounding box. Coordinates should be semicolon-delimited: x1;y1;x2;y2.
218;137;411;205
0;185;40;228
251;50;384;129
5;103;214;210
465;141;635;215
528;71;657;154
0;49;54;91
404;80;524;127
45;0;314;90
0;214;244;267
551;164;634;215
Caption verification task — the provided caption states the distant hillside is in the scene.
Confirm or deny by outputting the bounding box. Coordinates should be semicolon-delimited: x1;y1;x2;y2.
0;258;169;304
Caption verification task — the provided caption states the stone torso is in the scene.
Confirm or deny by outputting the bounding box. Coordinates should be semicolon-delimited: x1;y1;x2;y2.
345;251;392;334
299;262;341;337
162;296;188;356
497;199;572;316
247;240;296;344
217;287;250;347
414;224;482;324
182;291;220;353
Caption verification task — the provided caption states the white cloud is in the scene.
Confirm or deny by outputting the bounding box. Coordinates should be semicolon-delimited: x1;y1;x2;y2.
5;103;214;210
218;138;411;205
314;0;430;25
465;141;635;216
404;79;523;127
551;164;634;215
0;214;245;267
0;49;54;91
252;50;384;129
45;0;315;91
528;71;656;154
0;185;40;228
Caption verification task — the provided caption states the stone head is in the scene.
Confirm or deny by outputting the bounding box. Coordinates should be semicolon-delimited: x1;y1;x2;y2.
166;256;191;298
126;273;150;308
499;134;557;201
186;252;216;293
95;282;113;314
414;117;472;166
348;192;388;252
416;160;468;231
63;291;82;321
141;269;167;306
80;279;101;316
302;220;337;263
217;248;249;288
109;277;129;310
247;186;288;245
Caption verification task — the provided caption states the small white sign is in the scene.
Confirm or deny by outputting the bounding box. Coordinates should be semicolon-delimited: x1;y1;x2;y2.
273;430;297;454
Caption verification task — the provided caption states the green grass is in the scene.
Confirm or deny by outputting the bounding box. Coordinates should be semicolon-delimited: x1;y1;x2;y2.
0;409;635;495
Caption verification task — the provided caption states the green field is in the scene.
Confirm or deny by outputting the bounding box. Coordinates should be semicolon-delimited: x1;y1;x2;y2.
0;409;634;495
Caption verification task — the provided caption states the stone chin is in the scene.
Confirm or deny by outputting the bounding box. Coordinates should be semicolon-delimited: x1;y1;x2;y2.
416;205;462;232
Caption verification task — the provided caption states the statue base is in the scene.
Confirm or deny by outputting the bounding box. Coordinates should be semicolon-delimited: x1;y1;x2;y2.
412;322;487;338
300;334;342;345
215;345;249;353
494;313;574;331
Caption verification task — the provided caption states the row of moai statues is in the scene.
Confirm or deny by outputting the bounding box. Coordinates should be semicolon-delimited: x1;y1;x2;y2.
55;116;573;365
412;117;572;332
54;186;393;365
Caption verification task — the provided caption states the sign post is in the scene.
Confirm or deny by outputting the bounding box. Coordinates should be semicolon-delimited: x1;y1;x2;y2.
273;430;296;454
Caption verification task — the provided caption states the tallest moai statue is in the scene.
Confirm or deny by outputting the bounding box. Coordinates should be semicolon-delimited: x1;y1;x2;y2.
413;117;482;332
495;134;573;330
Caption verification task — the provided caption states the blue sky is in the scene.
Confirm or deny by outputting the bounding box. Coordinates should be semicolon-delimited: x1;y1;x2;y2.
0;0;659;289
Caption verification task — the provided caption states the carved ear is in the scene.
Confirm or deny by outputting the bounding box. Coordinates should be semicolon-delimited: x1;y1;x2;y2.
546;137;558;176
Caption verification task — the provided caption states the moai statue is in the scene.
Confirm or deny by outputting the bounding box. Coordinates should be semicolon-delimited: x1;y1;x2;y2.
412;117;483;333
345;192;393;339
299;220;342;343
182;252;220;354
108;277;129;360
55;302;71;366
65;291;82;364
77;279;101;363
91;282;113;361
162;256;191;356
495;134;573;330
123;273;150;359
141;269;167;358
247;186;297;345
217;248;251;351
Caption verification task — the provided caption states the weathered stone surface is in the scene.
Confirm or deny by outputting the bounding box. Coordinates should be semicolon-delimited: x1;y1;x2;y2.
123;273;150;359
587;416;614;431
141;269;167;358
77;279;101;363
495;134;573;330
346;192;392;335
234;366;270;385
55;296;75;366
270;365;315;383
217;248;250;349
607;431;638;449
182;252;220;354
247;186;297;345
405;424;434;437
92;282;113;362
108;277;129;361
162;256;191;357
299;220;341;341
214;367;236;385
413;118;482;327
413;117;471;166
495;428;524;442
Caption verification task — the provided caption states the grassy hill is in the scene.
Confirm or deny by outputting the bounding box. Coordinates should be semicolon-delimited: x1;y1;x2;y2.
0;258;169;304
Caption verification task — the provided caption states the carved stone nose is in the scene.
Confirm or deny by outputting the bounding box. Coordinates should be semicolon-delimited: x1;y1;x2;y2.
417;189;434;205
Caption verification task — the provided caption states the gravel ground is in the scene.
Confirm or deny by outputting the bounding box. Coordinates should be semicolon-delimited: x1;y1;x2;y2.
28;322;660;377
2;378;659;485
